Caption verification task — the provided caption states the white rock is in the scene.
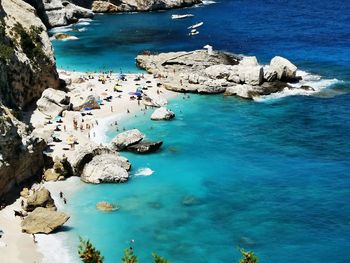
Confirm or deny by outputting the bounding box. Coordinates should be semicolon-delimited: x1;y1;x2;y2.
111;129;144;151
224;84;257;99
237;66;264;86
269;56;297;80
81;154;129;184
239;56;259;67
36;88;70;117
142;91;167;107
151;107;175;120
204;64;233;79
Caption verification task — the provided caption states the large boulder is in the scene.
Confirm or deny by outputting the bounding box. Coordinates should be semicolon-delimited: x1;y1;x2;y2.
71;94;100;111
269;56;297;81
24;187;56;212
36;88;70;117
237;66;264;86
127;141;163;154
142;92;167;107
21;207;69;234
92;1;119;12
81;154;129;183
111;129;145;151
151;107;175;120
204;64;233;79
66;143;130;176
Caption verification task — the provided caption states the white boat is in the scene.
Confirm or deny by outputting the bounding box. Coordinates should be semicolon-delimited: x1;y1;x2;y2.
189;30;199;36
172;14;194;19
188;22;204;29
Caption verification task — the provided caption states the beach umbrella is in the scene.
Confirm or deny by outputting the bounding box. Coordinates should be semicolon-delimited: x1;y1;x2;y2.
66;136;75;145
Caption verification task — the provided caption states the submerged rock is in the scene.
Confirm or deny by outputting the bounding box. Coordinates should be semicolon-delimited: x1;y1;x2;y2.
151;107;175;120
21;207;69;234
111;129;145;151
127;141;163;154
96;201;119;211
24;187;56;212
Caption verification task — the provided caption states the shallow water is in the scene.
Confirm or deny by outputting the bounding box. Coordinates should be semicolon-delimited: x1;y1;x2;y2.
52;0;350;262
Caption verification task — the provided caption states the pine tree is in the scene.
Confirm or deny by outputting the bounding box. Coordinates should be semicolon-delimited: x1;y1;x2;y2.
78;237;104;263
152;253;170;263
122;248;138;263
238;248;258;263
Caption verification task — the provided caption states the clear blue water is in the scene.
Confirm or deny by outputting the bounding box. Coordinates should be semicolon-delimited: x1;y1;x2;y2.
52;0;350;262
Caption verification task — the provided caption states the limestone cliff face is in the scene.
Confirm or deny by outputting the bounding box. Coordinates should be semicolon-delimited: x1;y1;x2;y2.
0;0;58;199
91;0;202;13
1;0;60;110
0;106;46;199
25;0;94;28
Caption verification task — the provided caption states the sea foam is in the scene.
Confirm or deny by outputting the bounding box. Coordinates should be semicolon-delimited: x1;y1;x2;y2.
254;70;341;102
135;167;154;177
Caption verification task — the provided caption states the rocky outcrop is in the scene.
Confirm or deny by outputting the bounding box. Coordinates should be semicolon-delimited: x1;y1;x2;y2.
0;106;47;199
127;141;163;153
25;0;94;28
81;154;129;183
111;129;144;151
268;56;297;81
151;107;175;120
24;187;56;212
92;0;202;13
36;88;71;117
136;50;301;99
21;207;69;234
71;94;100;111
65;143;131;184
0;0;60;110
142;91;167;107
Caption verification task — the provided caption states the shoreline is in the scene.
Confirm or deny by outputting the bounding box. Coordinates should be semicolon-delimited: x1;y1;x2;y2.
0;70;179;263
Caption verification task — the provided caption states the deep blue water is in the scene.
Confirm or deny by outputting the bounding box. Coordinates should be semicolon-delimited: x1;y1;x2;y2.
52;0;350;262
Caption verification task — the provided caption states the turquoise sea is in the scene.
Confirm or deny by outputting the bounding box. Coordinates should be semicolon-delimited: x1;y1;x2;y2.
51;0;350;262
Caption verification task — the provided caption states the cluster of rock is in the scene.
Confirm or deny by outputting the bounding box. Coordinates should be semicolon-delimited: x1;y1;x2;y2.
91;0;202;13
111;129;163;154
136;50;308;99
25;0;93;28
66;143;131;184
36;86;101;117
20;186;69;234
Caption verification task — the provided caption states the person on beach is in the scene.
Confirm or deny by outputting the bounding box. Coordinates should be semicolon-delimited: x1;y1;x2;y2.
111;106;113;112
32;234;37;244
63;198;67;204
59;191;63;199
127;109;130;114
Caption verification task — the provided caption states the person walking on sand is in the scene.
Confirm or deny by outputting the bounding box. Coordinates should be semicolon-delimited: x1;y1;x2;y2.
63;197;67;204
59;191;63;199
32;234;37;244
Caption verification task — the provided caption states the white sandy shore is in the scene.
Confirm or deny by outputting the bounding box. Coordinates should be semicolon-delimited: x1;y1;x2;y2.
0;70;179;262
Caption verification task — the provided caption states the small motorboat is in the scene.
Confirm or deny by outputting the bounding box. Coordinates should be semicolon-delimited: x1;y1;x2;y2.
189;30;199;36
171;14;194;20
188;22;204;29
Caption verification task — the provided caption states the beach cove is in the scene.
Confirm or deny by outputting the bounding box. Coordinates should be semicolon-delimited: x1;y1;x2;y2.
0;0;350;262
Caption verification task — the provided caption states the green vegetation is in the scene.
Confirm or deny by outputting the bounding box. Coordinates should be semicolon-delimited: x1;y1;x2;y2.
78;238;257;263
122;248;138;263
152;253;171;263
238;249;258;263
78;237;104;263
12;22;49;64
0;18;14;61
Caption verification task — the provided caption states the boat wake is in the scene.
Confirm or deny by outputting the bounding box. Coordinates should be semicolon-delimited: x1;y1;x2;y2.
201;0;217;5
134;167;154;177
254;70;341;102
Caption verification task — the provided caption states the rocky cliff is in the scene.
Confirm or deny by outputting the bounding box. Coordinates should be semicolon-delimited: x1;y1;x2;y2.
0;0;59;200
91;0;202;13
25;0;94;28
1;0;60;109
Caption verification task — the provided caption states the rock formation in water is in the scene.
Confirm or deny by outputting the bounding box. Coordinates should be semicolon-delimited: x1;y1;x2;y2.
136;50;303;99
151;107;175;120
0;0;60;199
25;0;94;28
91;0;202;13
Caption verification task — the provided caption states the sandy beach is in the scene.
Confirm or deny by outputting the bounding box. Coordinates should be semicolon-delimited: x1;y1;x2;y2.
0;70;179;263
